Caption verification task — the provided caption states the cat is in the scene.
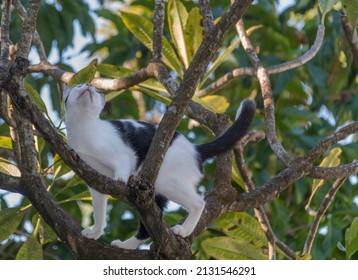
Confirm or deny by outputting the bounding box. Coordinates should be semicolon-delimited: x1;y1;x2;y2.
63;83;256;249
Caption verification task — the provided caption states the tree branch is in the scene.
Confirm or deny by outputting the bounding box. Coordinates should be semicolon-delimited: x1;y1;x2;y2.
302;177;347;256
236;19;293;165
0;172;22;194
16;0;41;58
341;13;358;68
199;0;214;33
198;23;325;96
152;0;165;61
0;0;12;61
234;131;277;260
304;121;358;163
268;24;325;74
138;0;254;183
12;0;47;60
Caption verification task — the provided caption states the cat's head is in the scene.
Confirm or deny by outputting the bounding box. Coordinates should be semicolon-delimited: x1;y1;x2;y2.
63;84;105;117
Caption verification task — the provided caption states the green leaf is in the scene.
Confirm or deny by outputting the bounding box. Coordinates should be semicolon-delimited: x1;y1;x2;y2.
32;214;57;245
342;0;358;42
0;157;21;176
120;12;182;75
68;59;98;86
58;190;92;204
346;217;358;259
319;0;339;22
201;236;268;260
105;90;127;102
53;154;72;179
231;153;245;190
168;0;189;68
307;147;342;208
24;80;48;114
135;87;171;106
16;234;43;260
192;95;230;114
0;207;25;243
97;64;133;77
216;212;268;247
201;25;262;87
184;7;204;63
0;136;13;149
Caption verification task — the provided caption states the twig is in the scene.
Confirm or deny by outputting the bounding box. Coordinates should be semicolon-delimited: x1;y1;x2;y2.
234;132;277;260
268;24;325;74
0;91;17;128
199;0;214;33
197;67;255;96
12;0;47;60
305;121;358;163
341;14;358;68
236;19;293;165
152;0;165;61
198;23;325;96
309;162;358;179
1;0;13;60
302;177;347;255
29;61;153;91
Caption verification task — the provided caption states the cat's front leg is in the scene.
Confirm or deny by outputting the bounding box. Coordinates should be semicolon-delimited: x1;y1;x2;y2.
82;187;108;240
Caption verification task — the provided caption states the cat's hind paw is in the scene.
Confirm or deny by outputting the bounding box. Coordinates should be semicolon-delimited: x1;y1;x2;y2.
172;225;191;237
82;227;103;240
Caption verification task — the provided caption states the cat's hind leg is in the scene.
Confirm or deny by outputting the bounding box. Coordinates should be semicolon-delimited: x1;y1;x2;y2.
111;194;168;249
171;192;205;237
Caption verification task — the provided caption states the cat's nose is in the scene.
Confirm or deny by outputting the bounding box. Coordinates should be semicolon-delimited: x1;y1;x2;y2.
85;83;92;87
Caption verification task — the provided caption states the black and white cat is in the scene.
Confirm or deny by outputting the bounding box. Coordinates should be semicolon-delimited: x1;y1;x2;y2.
64;83;255;249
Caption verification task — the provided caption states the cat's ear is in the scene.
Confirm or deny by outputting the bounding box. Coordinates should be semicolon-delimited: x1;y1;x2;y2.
63;85;73;104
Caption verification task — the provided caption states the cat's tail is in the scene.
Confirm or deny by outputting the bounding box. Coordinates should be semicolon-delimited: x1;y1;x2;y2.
196;99;256;162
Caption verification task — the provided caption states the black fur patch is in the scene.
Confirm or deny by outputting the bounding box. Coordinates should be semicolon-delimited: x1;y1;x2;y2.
109;120;180;169
136;194;168;240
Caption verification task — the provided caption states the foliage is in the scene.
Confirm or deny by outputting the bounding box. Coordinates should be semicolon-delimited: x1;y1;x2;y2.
0;0;357;260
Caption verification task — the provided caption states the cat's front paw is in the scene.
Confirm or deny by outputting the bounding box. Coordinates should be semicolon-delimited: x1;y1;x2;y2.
82;227;103;240
111;239;138;250
172;225;191;237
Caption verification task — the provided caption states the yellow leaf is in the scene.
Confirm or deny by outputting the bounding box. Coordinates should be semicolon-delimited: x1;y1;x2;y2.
193;95;230;113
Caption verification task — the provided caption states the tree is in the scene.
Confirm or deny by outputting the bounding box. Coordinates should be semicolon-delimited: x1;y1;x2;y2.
0;0;357;260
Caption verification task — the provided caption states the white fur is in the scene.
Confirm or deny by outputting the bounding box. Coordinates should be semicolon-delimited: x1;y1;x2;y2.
64;84;205;248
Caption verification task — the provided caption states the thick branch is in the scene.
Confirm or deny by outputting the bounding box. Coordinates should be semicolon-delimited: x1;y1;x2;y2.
1;0;12;61
16;0;41;58
0;172;21;194
139;0;254;183
199;0;214;33
21;174;151;260
13;0;47;60
152;0;165;61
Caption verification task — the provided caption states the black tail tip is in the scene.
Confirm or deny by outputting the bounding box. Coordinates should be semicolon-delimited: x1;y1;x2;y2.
236;99;256;120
